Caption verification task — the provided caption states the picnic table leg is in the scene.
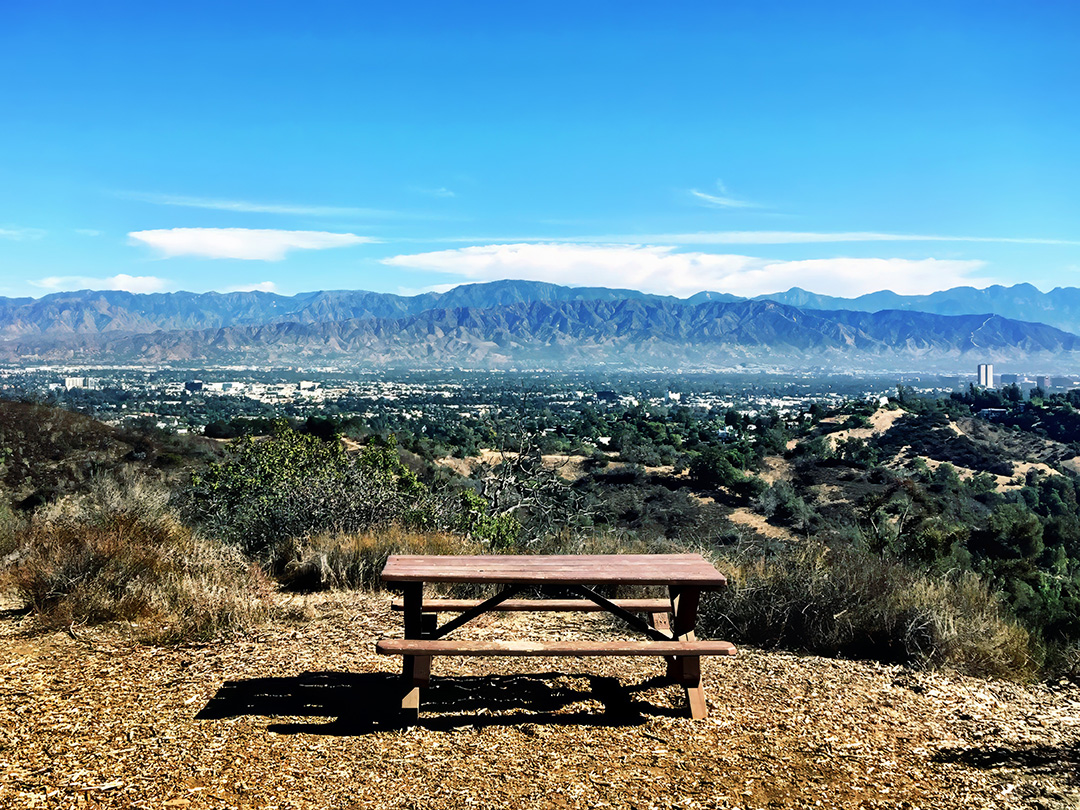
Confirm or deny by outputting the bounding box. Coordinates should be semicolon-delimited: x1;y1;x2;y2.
399;582;430;721
649;611;672;633
668;586;707;720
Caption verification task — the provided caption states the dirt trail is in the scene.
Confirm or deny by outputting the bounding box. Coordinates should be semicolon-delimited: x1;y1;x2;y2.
899;454;1061;493
436;450;681;482
824;407;907;449
436;449;591;481
2;592;1075;810
758;455;792;484
726;507;799;543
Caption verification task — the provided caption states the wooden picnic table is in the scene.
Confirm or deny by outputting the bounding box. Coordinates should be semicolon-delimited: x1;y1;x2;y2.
376;553;736;720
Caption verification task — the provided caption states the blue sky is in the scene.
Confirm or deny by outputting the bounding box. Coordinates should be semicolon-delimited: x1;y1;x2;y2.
2;0;1078;300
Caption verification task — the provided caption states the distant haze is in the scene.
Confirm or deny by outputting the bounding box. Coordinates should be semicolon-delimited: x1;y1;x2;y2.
4;280;1080;372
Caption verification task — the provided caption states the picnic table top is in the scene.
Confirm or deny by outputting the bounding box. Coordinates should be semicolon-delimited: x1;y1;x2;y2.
381;553;728;587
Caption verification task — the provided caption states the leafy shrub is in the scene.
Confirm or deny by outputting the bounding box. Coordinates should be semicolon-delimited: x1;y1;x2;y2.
183;426;430;557
752;481;815;531
701;541;1035;679
185;424;530;557
3;475;269;641
689;446;746;489
451;489;521;549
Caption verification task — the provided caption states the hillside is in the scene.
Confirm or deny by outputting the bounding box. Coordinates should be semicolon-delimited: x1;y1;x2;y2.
1;591;1076;810
0;400;214;509
1;398;1079;807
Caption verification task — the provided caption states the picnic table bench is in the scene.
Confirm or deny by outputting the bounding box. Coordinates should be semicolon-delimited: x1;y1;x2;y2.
376;553;735;720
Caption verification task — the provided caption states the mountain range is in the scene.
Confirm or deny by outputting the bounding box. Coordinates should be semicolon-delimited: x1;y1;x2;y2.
4;281;1080;371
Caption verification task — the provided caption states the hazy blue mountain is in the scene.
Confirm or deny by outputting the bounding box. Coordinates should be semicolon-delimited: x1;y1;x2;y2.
5;298;1078;371
0;289;303;337
753;283;1080;334
8;280;1080;339
0;280;680;338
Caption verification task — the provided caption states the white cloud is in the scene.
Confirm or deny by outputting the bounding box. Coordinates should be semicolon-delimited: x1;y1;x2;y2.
382;242;991;298
689;180;759;209
119;191;394;218
605;231;1080;246
128;228;374;260
413;187;456;198
30;274;171;293
0;226;46;240
439;230;1080;247
221;281;278;293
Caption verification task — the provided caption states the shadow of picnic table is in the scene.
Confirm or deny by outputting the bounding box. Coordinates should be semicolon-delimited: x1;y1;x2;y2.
932;739;1079;784
196;671;684;734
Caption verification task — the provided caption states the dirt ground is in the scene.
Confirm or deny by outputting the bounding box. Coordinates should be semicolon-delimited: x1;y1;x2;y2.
822;409;908;451
436;450;594;481
1;593;1078;810
724;508;799;544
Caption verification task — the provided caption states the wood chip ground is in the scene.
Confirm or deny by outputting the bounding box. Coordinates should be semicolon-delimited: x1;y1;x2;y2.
1;593;1077;809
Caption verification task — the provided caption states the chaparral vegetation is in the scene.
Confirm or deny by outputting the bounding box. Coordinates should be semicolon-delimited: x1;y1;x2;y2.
2;378;1080;682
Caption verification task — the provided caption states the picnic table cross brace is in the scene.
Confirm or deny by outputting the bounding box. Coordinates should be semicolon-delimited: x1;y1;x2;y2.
425;584;527;639
563;584;672;641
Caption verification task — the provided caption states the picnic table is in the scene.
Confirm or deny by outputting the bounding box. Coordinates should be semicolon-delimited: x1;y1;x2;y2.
376;553;736;720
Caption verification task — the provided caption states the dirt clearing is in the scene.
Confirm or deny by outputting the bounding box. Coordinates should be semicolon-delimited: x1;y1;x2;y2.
1;592;1076;810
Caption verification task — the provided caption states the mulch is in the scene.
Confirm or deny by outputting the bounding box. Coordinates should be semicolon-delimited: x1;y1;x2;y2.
1;592;1077;810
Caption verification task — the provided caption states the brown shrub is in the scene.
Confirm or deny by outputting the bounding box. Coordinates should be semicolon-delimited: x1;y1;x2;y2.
273;526;479;591
0;499;20;559
701;541;1036;680
3;475;270;642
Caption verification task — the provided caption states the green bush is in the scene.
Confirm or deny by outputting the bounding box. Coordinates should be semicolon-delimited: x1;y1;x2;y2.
184;426;430;557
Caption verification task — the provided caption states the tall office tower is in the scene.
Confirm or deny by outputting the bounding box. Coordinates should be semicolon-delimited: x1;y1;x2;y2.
978;363;994;388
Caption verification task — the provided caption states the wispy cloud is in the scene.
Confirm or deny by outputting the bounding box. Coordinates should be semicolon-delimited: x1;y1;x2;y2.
128;228;375;260
383;242;991;298
614;231;1080;246
0;226;46;240
30;274;171;293
119;191;396;219
74;228;103;237
221;281;279;293
413;186;456;198
688;180;760;209
436;230;1080;247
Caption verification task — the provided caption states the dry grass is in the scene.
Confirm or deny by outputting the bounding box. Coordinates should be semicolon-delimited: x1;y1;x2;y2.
273;526;481;591
0;499;20;559
1;474;270;642
702;541;1036;680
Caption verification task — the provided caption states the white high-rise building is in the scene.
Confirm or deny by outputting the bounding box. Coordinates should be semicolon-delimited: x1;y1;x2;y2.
978;363;994;388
